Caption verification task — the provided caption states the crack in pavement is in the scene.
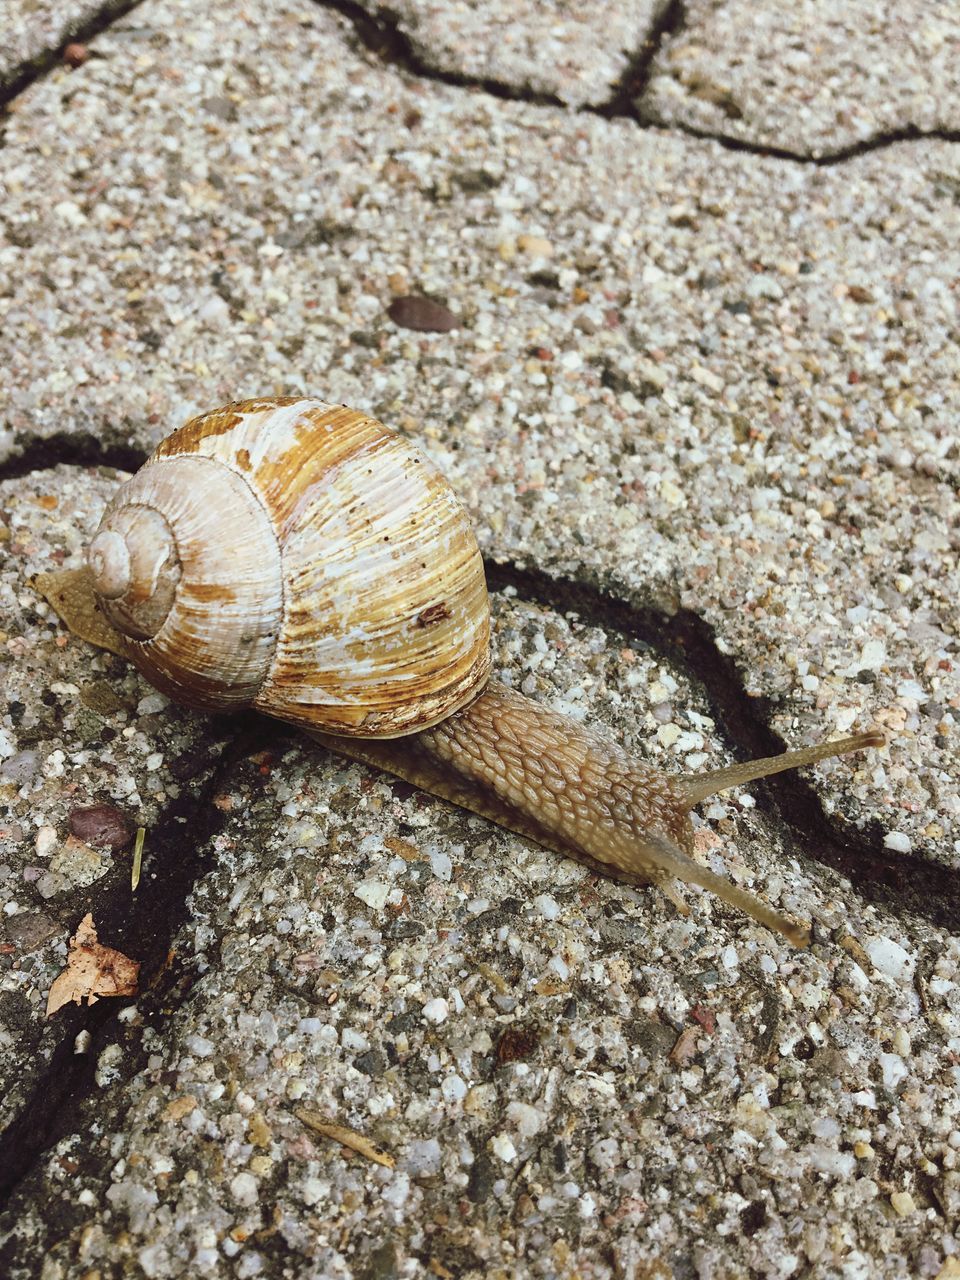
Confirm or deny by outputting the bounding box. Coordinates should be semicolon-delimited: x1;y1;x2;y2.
5;452;952;937
318;0;566;108
0;0;146;112
0;433;148;482
630;113;960;166
595;0;687;121
0;713;287;1217
316;0;960;164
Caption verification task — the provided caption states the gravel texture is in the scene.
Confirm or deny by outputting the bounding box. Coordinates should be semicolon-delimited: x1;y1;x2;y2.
0;0;138;96
641;0;960;157
0;464;230;1133
3;501;957;1277
2;0;956;865
1;0;959;1275
351;0;669;107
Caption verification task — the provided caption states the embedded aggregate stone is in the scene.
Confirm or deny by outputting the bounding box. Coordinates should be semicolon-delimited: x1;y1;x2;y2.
0;0;135;95
641;0;960;156
1;0;959;1275
352;0;669;107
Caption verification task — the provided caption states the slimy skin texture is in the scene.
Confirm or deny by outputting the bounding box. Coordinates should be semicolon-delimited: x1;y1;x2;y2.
36;566;883;948
323;682;818;946
32;394;885;949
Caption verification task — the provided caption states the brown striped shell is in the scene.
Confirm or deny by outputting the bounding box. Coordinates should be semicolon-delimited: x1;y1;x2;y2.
87;398;491;737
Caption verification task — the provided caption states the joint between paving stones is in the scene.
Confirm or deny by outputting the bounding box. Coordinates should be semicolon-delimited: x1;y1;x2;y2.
629;113;960;166
0;714;289;1216
316;0;567;109
484;560;960;938
315;0;960;166
594;0;688;121
0;0;147;111
0;434;148;483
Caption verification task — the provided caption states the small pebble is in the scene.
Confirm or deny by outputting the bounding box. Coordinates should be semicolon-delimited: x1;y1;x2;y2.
491;1133;517;1162
35;825;57;858
354;880;390;910
422;998;449;1025
387;296;457;332
890;1191;916;1217
229;1172;259;1207
865;936;913;982
68;804;134;851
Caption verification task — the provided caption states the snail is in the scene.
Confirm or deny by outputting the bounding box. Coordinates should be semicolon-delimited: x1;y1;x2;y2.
35;397;884;948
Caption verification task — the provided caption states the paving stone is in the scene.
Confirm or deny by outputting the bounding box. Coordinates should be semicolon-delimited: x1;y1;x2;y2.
2;0;957;867
2;521;955;1277
1;0;959;1275
0;1;135;96
351;0;668;107
641;0;960;156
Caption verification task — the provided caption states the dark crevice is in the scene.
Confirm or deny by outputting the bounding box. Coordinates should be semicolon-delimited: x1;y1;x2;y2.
0;713;291;1216
629;113;960;166
484;559;958;937
316;0;960;166
595;0;687;120
318;0;565;108
0;432;147;483
0;0;146;113
0;544;951;1216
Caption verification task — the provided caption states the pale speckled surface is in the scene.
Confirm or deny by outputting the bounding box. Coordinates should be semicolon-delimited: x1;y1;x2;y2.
641;0;960;156
352;0;669;107
0;0;134;93
1;0;960;1276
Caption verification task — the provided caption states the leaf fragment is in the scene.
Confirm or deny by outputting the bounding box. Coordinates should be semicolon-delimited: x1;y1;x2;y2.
46;913;140;1016
294;1108;395;1168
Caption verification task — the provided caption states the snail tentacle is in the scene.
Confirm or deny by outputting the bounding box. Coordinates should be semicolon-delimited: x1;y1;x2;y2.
407;681;812;945
679;730;885;806
32;398;886;949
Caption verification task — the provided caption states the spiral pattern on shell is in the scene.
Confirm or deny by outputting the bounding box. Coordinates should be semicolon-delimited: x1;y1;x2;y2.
88;398;490;737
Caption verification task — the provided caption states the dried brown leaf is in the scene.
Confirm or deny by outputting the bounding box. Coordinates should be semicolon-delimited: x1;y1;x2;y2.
46;913;140;1016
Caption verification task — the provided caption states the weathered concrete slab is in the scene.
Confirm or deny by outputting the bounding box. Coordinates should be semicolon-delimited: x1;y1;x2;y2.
352;0;668;106
0;1;135;96
2;0;956;865
2;502;956;1276
641;0;960;156
1;0;959;1276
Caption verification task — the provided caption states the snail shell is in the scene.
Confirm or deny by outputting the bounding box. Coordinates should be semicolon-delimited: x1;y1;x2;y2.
87;397;489;737
36;396;886;949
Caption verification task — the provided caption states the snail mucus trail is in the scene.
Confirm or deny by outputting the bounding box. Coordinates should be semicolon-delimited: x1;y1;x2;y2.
34;397;885;948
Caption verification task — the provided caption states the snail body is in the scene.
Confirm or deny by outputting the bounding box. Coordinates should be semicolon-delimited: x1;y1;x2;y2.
36;398;884;948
